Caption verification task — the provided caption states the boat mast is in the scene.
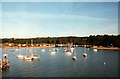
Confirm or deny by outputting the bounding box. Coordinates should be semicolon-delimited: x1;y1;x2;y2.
31;39;33;56
26;42;27;56
75;48;76;56
84;39;86;53
20;43;21;55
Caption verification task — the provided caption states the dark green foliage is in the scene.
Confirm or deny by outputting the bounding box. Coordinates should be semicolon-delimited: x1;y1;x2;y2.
2;35;120;47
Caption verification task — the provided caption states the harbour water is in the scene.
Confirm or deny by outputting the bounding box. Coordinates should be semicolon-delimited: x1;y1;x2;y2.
0;47;119;77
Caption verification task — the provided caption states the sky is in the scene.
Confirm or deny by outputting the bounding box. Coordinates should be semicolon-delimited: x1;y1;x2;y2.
1;2;118;38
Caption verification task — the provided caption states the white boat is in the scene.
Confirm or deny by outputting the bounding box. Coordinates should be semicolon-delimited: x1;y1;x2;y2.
24;56;33;60
72;48;77;60
71;48;74;53
72;56;77;60
32;56;40;59
88;48;89;50
93;49;97;52
32;51;40;59
31;40;40;60
65;52;72;56
16;49;24;58
24;41;34;60
55;48;59;51
41;49;45;52
83;53;87;57
23;53;34;60
3;53;8;58
104;62;106;65
51;52;56;55
16;44;24;58
16;55;24;58
83;39;87;57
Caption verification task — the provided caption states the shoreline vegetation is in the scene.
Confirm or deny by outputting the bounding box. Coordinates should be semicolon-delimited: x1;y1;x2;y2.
91;46;120;50
0;34;120;50
0;46;55;49
0;46;120;50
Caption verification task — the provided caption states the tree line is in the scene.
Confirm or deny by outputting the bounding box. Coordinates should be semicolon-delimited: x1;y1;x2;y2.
1;34;120;47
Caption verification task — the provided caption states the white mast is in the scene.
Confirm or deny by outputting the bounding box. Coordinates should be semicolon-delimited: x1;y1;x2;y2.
31;39;33;56
84;39;86;53
75;47;76;56
26;42;27;56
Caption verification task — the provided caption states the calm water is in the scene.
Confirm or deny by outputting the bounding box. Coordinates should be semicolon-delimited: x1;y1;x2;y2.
0;47;119;77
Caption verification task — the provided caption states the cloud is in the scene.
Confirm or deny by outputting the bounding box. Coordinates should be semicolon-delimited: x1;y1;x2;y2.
1;11;117;38
3;11;108;21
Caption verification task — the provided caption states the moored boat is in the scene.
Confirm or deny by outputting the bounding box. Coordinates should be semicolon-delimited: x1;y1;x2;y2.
72;56;77;60
16;55;24;58
51;52;56;55
31;51;40;59
83;53;87;57
93;49;97;52
72;47;77;60
41;49;45;52
24;56;33;60
65;52;72;56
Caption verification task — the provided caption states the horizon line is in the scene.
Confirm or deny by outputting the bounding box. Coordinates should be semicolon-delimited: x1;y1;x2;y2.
0;34;119;39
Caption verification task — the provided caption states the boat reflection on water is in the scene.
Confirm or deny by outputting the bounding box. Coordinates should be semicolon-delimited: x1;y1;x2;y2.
73;61;77;72
83;56;87;61
2;67;10;72
2;67;10;77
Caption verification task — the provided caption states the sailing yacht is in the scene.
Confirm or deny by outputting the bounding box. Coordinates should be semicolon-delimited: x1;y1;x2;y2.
65;52;72;55
71;48;74;53
83;39;87;57
83;45;87;57
16;44;24;58
23;42;34;60
31;40;40;60
41;49;45;52
31;51;40;59
72;47;77;60
24;56;33;60
65;42;72;56
3;50;8;58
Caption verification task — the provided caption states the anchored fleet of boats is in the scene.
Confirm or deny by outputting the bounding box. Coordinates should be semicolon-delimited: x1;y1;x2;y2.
1;42;94;70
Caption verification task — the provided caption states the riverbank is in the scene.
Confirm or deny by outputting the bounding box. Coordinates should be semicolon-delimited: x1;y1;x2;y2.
0;46;55;49
92;47;120;50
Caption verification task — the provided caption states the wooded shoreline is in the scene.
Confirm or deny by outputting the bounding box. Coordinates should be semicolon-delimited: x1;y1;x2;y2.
0;46;120;50
0;46;55;49
1;35;120;50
